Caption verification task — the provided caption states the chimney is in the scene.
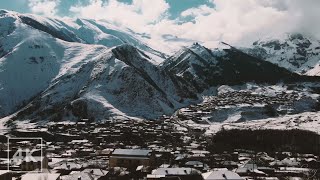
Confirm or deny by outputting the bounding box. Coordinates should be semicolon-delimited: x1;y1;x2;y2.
78;176;81;180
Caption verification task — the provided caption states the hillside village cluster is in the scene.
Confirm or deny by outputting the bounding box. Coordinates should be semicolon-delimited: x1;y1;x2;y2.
0;115;319;180
175;90;302;124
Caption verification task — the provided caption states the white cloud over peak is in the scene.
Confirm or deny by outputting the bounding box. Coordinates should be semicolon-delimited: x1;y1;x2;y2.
26;0;320;53
143;0;291;51
28;0;60;16
70;0;169;32
151;0;320;52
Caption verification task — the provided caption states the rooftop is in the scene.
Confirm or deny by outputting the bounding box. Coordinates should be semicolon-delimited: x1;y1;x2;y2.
61;172;93;180
112;149;152;157
151;168;200;175
21;173;61;180
202;170;243;180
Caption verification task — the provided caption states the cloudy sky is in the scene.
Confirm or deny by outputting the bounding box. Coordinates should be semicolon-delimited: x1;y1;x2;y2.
1;0;319;51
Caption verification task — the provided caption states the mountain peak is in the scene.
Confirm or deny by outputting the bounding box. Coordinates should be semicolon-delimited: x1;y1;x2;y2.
189;42;204;49
113;43;137;52
243;33;320;74
0;9;18;16
253;33;315;47
0;9;9;14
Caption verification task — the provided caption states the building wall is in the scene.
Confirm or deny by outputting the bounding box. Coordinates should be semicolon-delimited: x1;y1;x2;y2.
110;157;152;168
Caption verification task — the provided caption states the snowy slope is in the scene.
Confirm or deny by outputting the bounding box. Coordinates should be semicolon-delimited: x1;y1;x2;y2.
17;45;196;121
162;42;301;92
306;64;320;76
0;11;66;117
0;16;102;118
242;33;320;75
0;10;197;123
12;44;198;122
17;12;166;62
161;43;221;91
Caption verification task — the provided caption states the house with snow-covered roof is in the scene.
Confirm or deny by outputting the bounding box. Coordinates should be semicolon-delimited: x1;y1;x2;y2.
109;149;155;169
202;169;243;180
147;167;203;180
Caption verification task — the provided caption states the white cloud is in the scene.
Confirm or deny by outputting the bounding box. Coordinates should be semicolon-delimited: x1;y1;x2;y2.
70;0;169;32
28;0;60;16
181;5;212;17
68;0;320;53
151;0;320;51
174;0;292;46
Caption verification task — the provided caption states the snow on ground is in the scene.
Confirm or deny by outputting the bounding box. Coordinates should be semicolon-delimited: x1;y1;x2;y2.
307;64;320;76
180;83;320;135
0;114;39;135
226;111;320;134
200;112;320;136
14;120;38;130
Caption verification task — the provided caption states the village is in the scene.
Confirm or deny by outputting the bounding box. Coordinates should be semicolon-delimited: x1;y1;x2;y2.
175;89;304;124
0;113;319;180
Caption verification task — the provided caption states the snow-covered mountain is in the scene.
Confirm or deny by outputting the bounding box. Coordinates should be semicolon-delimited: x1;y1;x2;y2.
12;44;199;123
1;10;320;125
241;33;320;75
161;43;221;91
0;10;197;122
162;42;303;91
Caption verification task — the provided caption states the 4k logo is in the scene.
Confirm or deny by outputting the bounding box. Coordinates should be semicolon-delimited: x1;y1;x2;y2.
11;148;38;164
8;138;43;172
